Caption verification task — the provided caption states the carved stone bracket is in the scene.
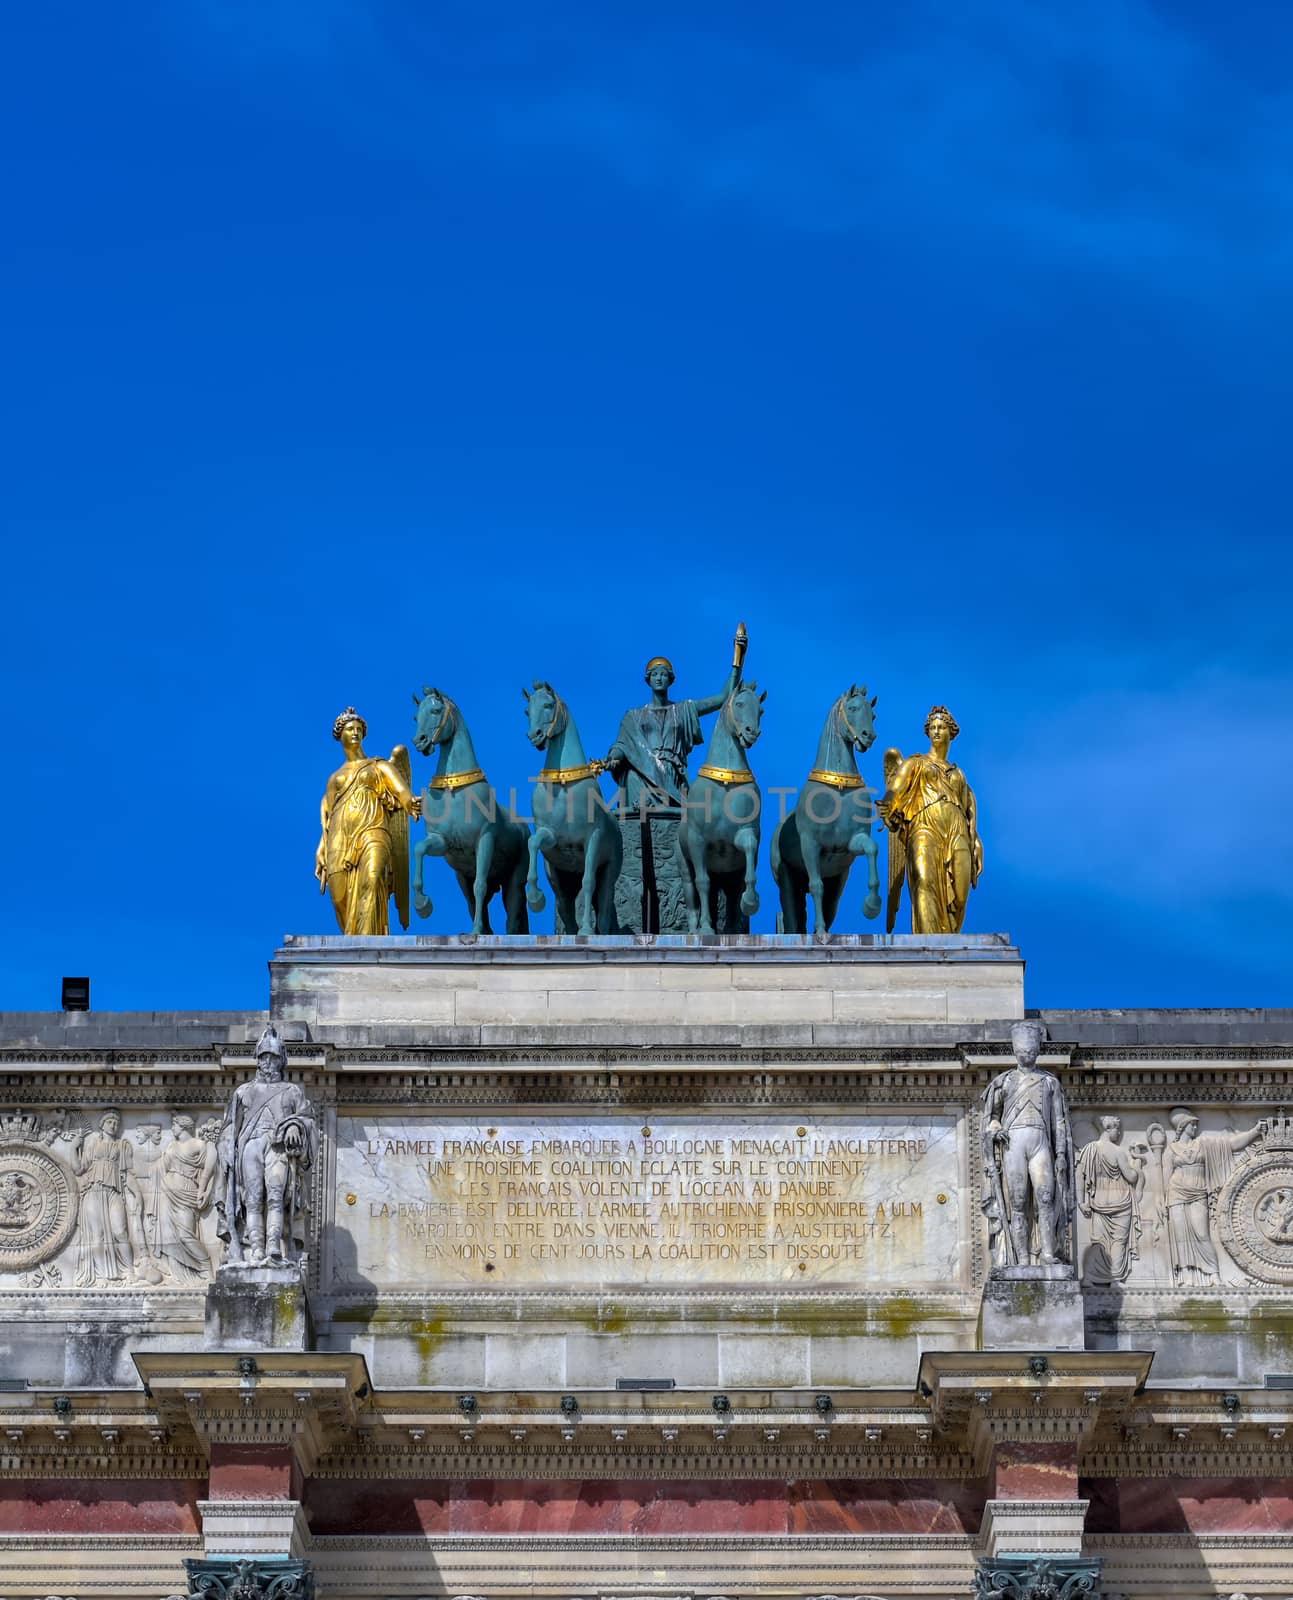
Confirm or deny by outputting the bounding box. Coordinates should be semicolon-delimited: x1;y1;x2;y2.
917;1350;1152;1476
133;1352;370;1474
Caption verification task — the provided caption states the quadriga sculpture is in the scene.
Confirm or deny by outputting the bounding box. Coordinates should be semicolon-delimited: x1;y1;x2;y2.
411;687;531;934
523;681;622;935
675;679;766;934
770;685;882;936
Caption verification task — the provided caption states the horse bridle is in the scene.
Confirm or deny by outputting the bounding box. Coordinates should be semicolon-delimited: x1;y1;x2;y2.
425;694;457;747
536;687;567;748
839;694;873;752
722;686;756;747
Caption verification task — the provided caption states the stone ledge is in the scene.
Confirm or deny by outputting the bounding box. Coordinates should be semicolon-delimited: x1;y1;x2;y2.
280;932;1020;963
272;934;1026;1036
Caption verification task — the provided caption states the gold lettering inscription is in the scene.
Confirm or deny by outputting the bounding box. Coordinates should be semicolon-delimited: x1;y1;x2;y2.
338;1117;957;1288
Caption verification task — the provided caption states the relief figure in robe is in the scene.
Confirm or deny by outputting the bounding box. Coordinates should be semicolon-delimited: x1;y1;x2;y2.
1076;1115;1146;1284
72;1110;137;1287
156;1114;218;1283
316;707;419;936
1158;1107;1264;1285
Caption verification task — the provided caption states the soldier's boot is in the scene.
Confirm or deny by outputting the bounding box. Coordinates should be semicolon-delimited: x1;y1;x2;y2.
266;1192;286;1263
1009;1215;1030;1266
244;1205;266;1265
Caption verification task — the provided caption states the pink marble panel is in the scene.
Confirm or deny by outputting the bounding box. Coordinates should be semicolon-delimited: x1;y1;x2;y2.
306;1477;987;1537
0;1479;203;1534
1084;1477;1293;1533
993;1443;1079;1501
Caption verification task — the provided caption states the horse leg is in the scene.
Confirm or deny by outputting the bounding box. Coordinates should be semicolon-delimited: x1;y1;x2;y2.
674;826;700;934
821;871;846;933
770;822;786;933
576;827;606;935
472;830;496;935
527;827;552;912
503;835;531;934
736;824;760;919
849;827;882;920
593;818;622;934
551;866;580;935
802;832;828;939
452;868;477;926
413;831;447;919
693;842;715;935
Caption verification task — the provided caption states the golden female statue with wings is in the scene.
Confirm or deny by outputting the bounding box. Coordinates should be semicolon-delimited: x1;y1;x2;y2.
878;705;982;934
316;707;420;935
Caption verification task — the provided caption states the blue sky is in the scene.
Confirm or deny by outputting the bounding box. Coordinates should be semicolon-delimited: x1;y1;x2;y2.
4;0;1291;1012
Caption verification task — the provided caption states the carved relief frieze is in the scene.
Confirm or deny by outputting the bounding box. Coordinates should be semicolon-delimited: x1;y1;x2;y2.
0;1111;80;1276
1072;1104;1288;1290
1215;1113;1293;1285
0;1105;223;1290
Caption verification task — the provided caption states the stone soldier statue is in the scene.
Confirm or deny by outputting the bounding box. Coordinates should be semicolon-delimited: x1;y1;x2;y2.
217;1026;316;1267
981;1021;1076;1271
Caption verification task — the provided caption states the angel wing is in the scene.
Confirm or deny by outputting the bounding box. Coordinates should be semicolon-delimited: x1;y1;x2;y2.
390;743;412;931
882;746;906;934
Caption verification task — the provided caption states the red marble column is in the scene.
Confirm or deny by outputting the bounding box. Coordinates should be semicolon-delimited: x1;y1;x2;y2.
992;1441;1080;1500
207;1445;301;1502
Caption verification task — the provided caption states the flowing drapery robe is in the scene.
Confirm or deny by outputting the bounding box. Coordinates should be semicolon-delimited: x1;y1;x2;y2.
880;753;978;933
1163;1131;1238;1280
157;1136;215;1283
322;759;400;935
607;700;703;810
74;1131;133;1286
1076;1138;1142;1283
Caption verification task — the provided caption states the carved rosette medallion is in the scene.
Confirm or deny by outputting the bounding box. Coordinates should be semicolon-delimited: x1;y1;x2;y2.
1217;1117;1293;1285
0;1133;79;1273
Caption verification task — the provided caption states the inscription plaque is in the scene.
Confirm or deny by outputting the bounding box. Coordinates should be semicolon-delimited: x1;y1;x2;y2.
333;1114;961;1289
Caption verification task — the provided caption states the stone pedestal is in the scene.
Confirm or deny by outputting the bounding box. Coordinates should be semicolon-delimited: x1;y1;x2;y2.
271;932;1026;1038
980;1270;1084;1351
205;1262;312;1352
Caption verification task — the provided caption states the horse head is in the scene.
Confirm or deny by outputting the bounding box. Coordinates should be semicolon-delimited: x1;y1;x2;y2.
726;680;766;750
522;680;566;751
412;686;457;756
838;684;879;753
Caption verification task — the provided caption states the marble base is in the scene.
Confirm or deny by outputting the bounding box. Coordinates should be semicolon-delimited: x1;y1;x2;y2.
271;933;1025;1039
980;1273;1084;1351
204;1262;312;1351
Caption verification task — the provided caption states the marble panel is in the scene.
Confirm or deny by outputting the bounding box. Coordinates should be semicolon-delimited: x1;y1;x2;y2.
332;1113;961;1291
305;1476;986;1537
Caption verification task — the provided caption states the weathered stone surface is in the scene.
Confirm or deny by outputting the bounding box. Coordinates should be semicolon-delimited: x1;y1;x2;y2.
204;1263;312;1351
979;1274;1085;1350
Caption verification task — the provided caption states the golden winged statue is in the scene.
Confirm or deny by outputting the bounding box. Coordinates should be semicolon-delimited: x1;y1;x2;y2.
315;707;420;935
878;704;982;934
